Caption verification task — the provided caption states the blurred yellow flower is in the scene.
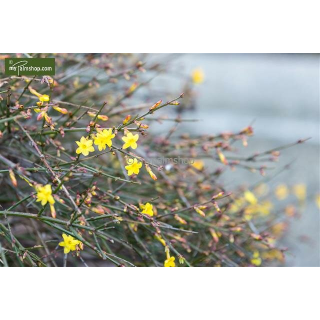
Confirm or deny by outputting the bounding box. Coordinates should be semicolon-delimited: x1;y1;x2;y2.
164;256;175;267
244;190;258;205
316;194;320;209
122;132;139;149
261;249;284;263
230;197;246;213
125;158;142;176
59;233;82;254
76;136;95;156
251;251;262;266
140;202;154;216
192;160;204;171
191;68;204;84
94;129;115;151
275;184;289;200
292;184;306;201
259;201;273;216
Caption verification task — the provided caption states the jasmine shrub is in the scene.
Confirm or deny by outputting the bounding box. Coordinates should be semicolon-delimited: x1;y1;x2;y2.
0;54;311;267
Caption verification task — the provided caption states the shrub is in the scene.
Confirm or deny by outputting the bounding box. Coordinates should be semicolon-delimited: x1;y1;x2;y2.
0;54;308;267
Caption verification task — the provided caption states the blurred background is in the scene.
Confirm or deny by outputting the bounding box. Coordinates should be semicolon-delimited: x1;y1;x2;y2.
151;54;319;266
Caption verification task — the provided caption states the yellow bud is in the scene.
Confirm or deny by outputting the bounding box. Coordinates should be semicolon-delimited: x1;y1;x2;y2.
155;234;166;247
123;115;131;125
92;206;105;215
145;163;157;181
174;214;187;225
97;115;109;121
9;169;17;187
194;206;205;217
149;100;162;111
53;105;68;114
217;149;228;165
209;228;219;243
128;82;138;94
50;204;56;219
240;126;254;136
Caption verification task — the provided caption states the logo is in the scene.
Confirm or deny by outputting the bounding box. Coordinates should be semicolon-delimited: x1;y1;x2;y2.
5;58;55;76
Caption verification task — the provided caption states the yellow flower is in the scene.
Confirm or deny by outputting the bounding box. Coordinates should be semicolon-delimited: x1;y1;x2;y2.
244;190;258;205
94;129;115;151
122;132;139;149
59;233;82;254
275;184;289;200
251;251;262;266
191;68;204;84
230;197;246;213
140;202;154;216
36;184;55;206
125;158;142;176
292;184;306;201
164;256;176;267
76;136;95;156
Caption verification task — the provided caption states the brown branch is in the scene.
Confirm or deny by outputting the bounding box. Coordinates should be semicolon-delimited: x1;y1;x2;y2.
15;120;82;219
